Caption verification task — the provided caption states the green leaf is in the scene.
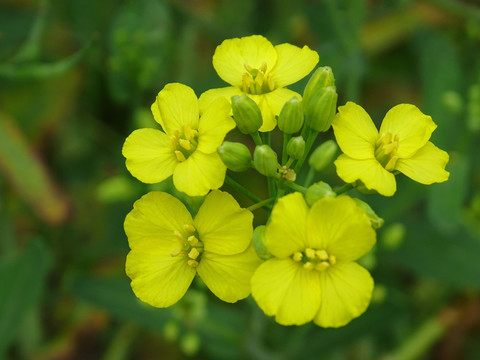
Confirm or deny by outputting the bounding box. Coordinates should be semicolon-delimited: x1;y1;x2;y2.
0;240;51;357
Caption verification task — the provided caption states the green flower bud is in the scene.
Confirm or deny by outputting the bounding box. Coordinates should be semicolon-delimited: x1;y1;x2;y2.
305;181;336;206
304;86;338;132
353;198;384;229
277;96;303;134
253;145;278;177
286;136;305;160
381;222;405;250
217;141;252;172
308;139;338;172
252;225;272;260
303;66;335;108
231;94;262;134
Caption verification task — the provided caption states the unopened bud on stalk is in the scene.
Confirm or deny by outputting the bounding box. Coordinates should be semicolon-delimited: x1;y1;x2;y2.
277;96;303;134
308;139;338;172
304;86;338;132
253;145;279;177
305;181;336;206
303;66;335;108
231;95;262;134
286;136;305;160
353;198;384;229
217;142;252;172
252;225;272;260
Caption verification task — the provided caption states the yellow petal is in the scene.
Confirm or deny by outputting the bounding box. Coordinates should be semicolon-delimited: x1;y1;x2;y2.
197;244;261;303
379;104;437;158
122;128;177;184
334;154;397;196
124;191;193;248
197;97;235;154
251;258;321;326
155;83;199;135
150;101;164;129
198;87;243;114
314;262;373;328
173;151;226;196
265;192;309;258
395;141;449;184
307;197;376;261
332;102;378;159
194;190;253;255
213;35;277;88
270;43;319;88
126;240;196;308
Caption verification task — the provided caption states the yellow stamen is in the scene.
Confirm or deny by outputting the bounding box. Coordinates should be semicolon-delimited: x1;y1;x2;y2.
303;261;314;270
188;248;200;260
292;252;303;262
174;230;184;242
183;125;198;140
316;250;329;261
170;248;181;257
315;262;330;271
184;224;196;233
175;150;186;162
305;248;316;259
329;255;337;265
187;260;199;268
179;139;191;150
187;235;199;246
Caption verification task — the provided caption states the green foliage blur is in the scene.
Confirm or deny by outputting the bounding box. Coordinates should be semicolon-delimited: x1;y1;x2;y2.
1;0;479;359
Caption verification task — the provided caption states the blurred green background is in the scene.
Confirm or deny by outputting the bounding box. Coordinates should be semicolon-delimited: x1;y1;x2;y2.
1;0;479;359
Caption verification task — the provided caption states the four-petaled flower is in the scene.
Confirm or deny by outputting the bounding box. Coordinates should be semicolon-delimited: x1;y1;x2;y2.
125;190;262;308
199;35;319;132
251;193;376;327
332;102;450;196
122;83;235;196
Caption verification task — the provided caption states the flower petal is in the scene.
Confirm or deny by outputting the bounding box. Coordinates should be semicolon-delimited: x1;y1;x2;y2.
332;102;378;159
154;83;199;134
270;44;319;88
194;190;253;255
197;97;235;154
126;239;196;308
379;104;437;158
197;244;261;303
335;154;397;196
251;258;321;326
307;196;376;261
124;191;193;248
122;129;177;184
314;262;374;328
213;35;277;88
173;151;226;196
265;192;309;258
198;87;243;114
395;141;449;184
252;88;301;132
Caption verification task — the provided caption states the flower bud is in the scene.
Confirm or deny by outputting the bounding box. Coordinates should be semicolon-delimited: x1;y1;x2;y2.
305;181;336;206
353;198;384;229
304;86;338;132
217;141;252;172
303;66;335;108
277;96;303;134
253;145;278;177
231;94;262;134
286;136;305;160
252;225;272;260
308;139;338;172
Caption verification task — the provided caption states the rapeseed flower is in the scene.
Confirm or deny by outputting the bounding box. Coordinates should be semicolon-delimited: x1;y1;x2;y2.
122;83;235;196
332;102;449;196
199;35;319;132
125;190;261;308
251;193;376;327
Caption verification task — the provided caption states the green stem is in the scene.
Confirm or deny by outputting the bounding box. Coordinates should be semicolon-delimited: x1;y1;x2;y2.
262;131;271;146
334;183;354;195
247;197;275;212
282;133;292;165
283;181;307;194
267;177;276;199
294;129;318;174
304;167;316;187
224;176;262;203
251;132;263;146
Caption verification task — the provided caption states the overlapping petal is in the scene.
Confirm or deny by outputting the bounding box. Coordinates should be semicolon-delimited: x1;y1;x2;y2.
122;129;177;184
194;190;253;255
314;263;373;328
197;245;261;303
198;87;243;114
395;142;450;184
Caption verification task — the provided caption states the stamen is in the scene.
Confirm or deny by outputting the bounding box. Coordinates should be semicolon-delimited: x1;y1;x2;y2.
179;139;191;150
329;255;337;265
315;262;330;271
170;248;181;257
174;230;184;242
184;224;196;233
305;248;316;259
175;150;186;162
304;261;314;270
188;248;200;260
316;250;329;261
187;235;199;246
187;260;199;268
293;252;303;262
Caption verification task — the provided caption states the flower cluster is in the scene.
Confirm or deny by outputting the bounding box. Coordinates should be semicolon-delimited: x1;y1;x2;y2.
122;35;449;328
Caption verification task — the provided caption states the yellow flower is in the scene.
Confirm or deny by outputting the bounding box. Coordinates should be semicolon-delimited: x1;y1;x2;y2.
332;102;450;196
122;83;235;196
199;35;319;132
251;193;375;327
125;190;261;308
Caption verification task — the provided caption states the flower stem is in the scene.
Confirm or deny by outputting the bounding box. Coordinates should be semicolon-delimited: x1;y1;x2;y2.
283;181;307;194
304;167;316;187
294;129;318;174
247;197;275;212
224;175;262;203
334;183;354;195
282;133;292;165
251;132;263;146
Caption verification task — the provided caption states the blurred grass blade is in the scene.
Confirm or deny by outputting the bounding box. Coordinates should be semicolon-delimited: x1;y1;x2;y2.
0;113;69;224
0;240;51;357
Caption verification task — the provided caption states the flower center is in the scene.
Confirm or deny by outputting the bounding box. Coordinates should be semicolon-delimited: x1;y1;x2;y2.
242;62;275;95
292;248;336;272
171;124;199;162
374;131;399;171
171;223;204;268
